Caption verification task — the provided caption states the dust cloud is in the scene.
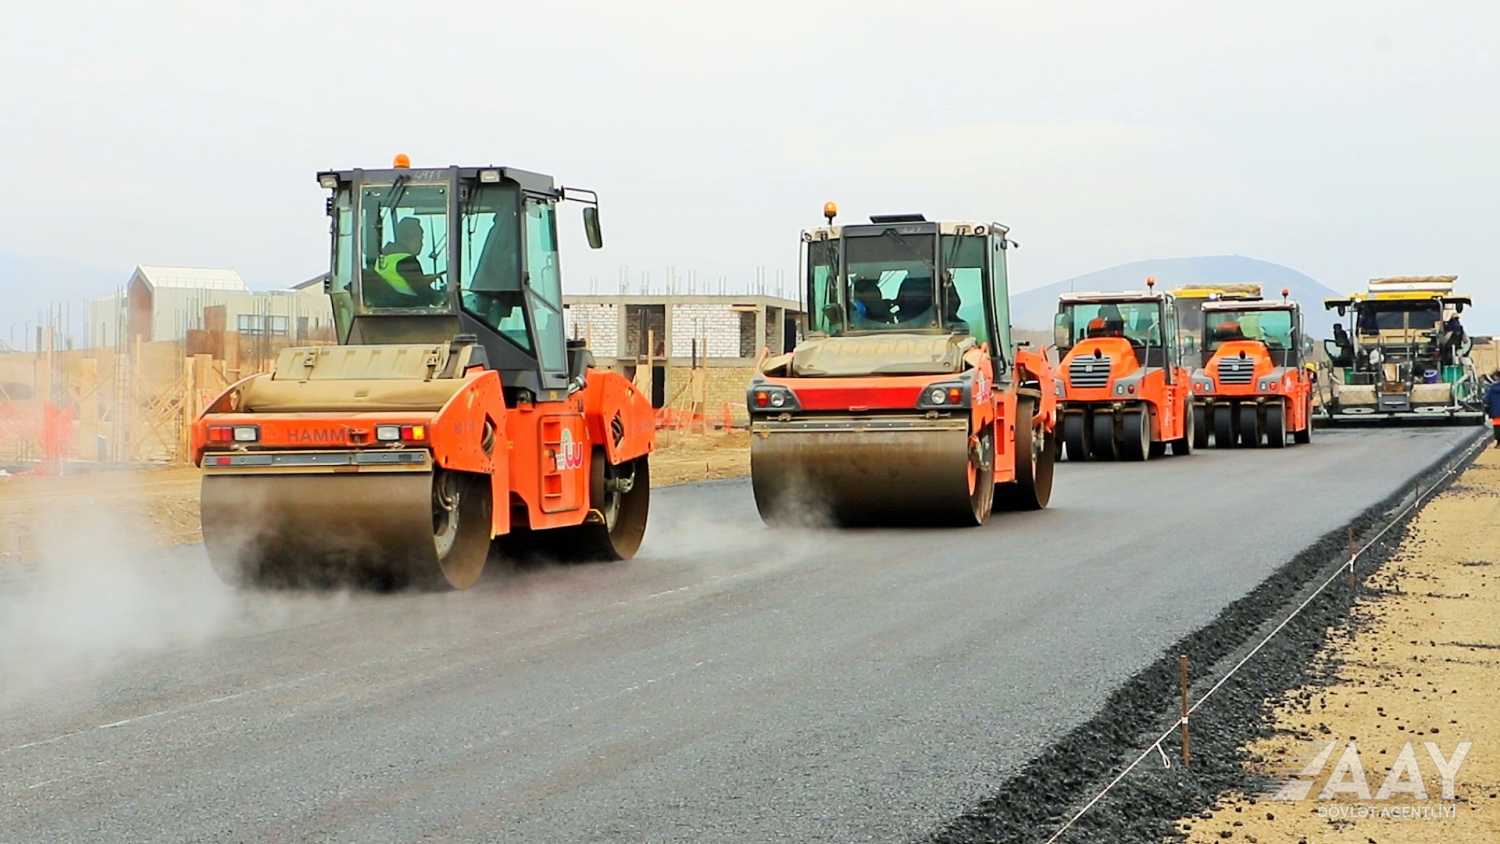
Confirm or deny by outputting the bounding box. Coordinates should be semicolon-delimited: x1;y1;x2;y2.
0;492;348;714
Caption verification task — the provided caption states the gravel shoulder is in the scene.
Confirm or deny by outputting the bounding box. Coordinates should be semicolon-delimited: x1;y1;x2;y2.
1178;446;1500;843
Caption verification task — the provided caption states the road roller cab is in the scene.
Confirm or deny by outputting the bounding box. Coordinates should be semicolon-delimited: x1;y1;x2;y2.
1190;293;1315;448
1053;286;1194;461
747;210;1057;526
192;159;655;590
1169;283;1263;367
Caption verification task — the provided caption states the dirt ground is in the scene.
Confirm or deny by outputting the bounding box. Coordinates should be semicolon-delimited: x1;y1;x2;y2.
0;430;749;561
1179;447;1500;843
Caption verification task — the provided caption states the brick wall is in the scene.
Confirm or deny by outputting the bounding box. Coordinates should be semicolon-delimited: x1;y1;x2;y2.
671;303;748;359
664;365;756;425
564;303;621;357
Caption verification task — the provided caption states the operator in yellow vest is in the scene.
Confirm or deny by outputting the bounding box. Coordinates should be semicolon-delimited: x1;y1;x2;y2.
371;218;442;306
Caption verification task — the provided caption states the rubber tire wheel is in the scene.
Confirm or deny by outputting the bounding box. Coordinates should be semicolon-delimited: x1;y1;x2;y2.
1120;410;1150;461
1265;400;1288;448
1063;413;1091;462
1238;404;1263;448
1293;396;1313;444
1089;412;1116;460
996;398;1054;511
1191;405;1210;450
1172;401;1196;456
1213;405;1236;448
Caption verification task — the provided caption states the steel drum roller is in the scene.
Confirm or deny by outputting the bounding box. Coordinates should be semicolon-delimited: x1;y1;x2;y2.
201;470;491;589
750;418;977;525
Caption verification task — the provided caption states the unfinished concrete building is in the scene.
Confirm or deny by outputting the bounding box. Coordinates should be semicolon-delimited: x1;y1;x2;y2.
563;294;802;411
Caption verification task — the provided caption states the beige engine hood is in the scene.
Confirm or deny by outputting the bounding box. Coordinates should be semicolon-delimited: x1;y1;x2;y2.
787;333;975;377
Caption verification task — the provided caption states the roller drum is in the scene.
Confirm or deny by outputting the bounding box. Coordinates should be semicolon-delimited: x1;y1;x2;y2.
750;418;978;526
201;470;491;590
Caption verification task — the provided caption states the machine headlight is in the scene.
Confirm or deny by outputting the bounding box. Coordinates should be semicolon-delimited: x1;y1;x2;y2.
1054;379;1066;398
748;383;799;413
232;425;259;443
916;380;970;409
376;424;401;442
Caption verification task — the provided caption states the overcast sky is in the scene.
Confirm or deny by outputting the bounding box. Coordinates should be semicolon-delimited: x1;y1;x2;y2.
3;1;1496;312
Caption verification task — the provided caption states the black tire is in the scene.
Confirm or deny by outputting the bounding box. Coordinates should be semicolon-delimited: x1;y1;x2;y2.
996;398;1054;511
1191;404;1210;450
1265;400;1288;448
1063;413;1091;462
1293;403;1313;444
1120;409;1150;461
1172;401;1196;456
558;452;651;561
1090;412;1117;460
1213;405;1236;448
1238;404;1263;448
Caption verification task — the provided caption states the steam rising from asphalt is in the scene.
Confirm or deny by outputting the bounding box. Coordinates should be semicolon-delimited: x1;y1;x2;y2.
0;495;349;713
0;473;827;713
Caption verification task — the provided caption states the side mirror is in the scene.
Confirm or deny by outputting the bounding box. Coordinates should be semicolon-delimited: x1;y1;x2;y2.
1456;302;1466;313
1337;305;1346;317
1323;339;1342;359
583;206;603;250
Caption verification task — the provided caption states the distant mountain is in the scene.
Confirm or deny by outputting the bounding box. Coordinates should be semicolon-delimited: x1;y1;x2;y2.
1012;255;1343;340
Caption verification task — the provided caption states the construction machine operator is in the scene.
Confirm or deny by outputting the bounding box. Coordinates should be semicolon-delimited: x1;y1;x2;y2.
1441;313;1467;365
370;218;444;307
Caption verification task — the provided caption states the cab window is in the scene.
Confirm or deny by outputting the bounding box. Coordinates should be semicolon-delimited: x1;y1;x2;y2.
329;188;354;342
524;199;566;373
990;237;1012;362
359;182;449;311
806;239;839;333
458;183;530;353
941;235;988;344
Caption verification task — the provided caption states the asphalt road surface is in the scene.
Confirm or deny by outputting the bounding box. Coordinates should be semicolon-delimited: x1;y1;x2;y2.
0;426;1477;842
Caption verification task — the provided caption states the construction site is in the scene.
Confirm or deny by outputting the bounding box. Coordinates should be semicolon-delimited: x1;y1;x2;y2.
1;171;1496;842
4;5;1500;843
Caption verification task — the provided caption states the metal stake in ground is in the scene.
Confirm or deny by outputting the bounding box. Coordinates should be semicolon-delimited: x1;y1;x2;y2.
1178;654;1191;766
1346;526;1357;591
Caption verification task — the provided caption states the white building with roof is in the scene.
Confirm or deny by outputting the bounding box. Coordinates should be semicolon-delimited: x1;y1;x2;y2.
88;266;333;348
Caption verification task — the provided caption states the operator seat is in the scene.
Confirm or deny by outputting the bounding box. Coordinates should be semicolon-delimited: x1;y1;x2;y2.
894;275;934;325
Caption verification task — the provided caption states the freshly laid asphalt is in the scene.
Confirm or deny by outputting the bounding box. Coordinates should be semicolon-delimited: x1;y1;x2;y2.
0;426;1477;842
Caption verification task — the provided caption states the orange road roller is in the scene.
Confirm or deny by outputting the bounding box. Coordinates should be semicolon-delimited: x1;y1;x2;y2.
747;209;1057;526
1191;291;1316;447
193;159;654;589
1053;284;1195;461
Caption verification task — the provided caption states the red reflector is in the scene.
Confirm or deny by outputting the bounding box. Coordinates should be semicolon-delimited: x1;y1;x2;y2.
401;424;427;442
948;387;962;403
754;391;769;407
213;456;231;466
208;426;232;443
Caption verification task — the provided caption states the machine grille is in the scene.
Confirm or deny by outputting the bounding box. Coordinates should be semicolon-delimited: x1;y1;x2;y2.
1218;357;1255;385
1069;355;1112;388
